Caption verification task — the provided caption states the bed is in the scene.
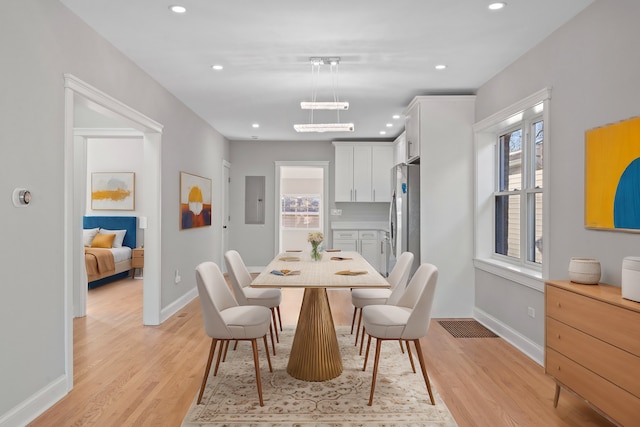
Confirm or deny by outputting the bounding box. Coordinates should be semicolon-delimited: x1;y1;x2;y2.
83;216;137;288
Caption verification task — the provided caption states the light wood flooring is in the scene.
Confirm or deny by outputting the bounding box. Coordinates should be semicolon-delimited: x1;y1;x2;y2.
29;277;615;427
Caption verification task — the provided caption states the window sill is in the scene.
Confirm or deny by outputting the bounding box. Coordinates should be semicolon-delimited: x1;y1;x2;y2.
473;258;544;292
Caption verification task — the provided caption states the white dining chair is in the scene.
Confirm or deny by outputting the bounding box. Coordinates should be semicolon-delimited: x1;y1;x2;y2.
195;261;273;406
225;250;282;353
351;251;414;346
361;263;438;406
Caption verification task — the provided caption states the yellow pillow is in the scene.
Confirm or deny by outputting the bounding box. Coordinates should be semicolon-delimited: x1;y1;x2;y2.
91;233;116;248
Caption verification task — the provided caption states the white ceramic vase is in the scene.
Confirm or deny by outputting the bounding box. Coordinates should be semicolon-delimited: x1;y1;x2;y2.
568;258;601;285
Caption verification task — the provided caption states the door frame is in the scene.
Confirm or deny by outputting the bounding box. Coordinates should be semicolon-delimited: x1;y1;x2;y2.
220;160;231;271
64;74;163;390
274;161;329;255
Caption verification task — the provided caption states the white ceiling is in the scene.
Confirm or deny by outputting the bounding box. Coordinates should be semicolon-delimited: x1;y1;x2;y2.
61;0;593;142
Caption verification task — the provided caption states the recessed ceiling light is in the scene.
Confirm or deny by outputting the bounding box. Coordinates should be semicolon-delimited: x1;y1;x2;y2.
435;64;447;70
379;131;387;135
211;64;223;71
252;123;260;128
488;2;506;10
392;115;401;120
386;123;393;128
169;5;187;13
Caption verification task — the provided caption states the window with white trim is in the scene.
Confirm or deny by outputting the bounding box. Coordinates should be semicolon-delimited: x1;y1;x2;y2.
495;114;544;265
473;88;550;282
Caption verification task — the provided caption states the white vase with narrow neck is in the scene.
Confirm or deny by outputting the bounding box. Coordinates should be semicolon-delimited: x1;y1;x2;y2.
568;258;601;285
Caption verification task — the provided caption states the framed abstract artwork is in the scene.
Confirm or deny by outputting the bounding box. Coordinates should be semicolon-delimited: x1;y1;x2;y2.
585;116;640;232
180;171;212;230
91;172;135;210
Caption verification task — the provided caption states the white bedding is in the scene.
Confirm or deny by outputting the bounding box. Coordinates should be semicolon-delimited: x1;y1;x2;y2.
110;246;132;264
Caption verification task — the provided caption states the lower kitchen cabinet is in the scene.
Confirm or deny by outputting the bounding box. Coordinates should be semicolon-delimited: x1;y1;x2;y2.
332;230;384;274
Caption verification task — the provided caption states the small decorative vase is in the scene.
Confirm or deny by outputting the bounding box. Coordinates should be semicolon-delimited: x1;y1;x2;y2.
568;258;601;285
311;243;322;261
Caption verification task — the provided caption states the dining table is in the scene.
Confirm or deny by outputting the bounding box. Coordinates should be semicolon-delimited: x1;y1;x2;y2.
251;250;389;382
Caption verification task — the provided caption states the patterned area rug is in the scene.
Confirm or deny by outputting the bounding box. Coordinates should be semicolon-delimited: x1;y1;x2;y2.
182;327;457;427
438;320;498;338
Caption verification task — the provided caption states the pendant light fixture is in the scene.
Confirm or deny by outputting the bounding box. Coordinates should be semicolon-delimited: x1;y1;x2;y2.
294;57;354;133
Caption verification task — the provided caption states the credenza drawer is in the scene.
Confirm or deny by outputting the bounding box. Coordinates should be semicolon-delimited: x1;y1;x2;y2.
546;317;640;398
547;348;640;426
546;285;640;356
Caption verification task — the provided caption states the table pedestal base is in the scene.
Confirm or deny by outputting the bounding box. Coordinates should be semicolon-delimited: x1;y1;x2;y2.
287;288;342;381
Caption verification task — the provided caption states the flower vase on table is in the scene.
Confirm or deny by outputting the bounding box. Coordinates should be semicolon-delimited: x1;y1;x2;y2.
308;232;324;261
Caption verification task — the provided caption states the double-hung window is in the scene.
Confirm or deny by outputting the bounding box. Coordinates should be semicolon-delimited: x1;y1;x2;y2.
495;115;544;265
281;194;321;229
474;88;549;284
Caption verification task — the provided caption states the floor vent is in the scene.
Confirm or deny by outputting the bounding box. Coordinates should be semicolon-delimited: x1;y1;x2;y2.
438;320;498;338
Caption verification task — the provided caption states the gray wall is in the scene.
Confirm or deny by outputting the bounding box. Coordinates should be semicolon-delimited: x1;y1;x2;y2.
474;0;640;349
228;140;334;266
0;0;228;421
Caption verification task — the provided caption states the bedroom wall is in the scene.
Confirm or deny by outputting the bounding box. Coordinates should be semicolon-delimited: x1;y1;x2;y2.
0;0;229;423
86;138;145;245
473;0;640;354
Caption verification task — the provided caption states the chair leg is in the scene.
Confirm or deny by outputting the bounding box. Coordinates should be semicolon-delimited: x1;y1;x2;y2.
251;339;264;406
399;340;405;354
263;335;273;372
413;339;435;405
354;309;363;345
276;306;283;331
359;325;366;355
213;339;226;376
233;340;239;351
350;307;358;334
271;308;280;343
362;334;372;371
221;340;230;362
269;324;276;356
405;340;416;373
368;338;383;406
197;338;218;404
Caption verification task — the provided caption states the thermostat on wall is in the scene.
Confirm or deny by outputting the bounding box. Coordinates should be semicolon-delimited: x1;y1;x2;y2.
12;188;31;207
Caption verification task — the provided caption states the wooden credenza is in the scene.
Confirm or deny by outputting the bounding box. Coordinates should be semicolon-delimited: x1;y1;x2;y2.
545;280;640;426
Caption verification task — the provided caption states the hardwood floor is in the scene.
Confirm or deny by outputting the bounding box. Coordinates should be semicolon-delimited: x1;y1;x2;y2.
29;278;615;427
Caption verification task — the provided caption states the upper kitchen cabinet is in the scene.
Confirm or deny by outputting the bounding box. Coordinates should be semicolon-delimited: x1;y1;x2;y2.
405;101;420;162
333;142;394;202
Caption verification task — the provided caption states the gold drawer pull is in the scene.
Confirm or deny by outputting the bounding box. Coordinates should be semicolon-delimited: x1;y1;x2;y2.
556;302;561;308
556;334;561;339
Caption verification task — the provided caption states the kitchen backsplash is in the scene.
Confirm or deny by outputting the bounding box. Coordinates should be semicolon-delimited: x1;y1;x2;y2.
332;202;390;222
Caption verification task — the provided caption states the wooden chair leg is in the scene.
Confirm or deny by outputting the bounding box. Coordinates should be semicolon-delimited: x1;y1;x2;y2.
269;324;276;356
222;340;230;362
197;338;218;404
553;383;561;408
350;307;358;334
213;339;226;376
355;309;363;345
362;334;372;371
263;335;273;372
271;308;280;343
399;340;405;354
251;339;264;406
368;338;383;406
406;340;416;373
233;340;239;351
359;325;366;355
276;306;283;331
413;339;435;405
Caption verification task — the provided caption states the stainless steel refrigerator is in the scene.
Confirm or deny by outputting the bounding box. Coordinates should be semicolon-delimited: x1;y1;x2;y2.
388;163;420;278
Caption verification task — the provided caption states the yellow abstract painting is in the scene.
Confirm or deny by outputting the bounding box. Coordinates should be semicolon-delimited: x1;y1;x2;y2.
585;116;640;231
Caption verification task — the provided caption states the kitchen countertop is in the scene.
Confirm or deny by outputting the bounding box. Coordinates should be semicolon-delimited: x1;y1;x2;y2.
330;221;389;232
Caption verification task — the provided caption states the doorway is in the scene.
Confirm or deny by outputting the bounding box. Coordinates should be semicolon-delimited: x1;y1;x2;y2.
64;74;163;390
274;161;329;254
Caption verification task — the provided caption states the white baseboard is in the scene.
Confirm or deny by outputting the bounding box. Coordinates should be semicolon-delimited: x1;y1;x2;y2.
0;375;67;427
160;287;198;323
473;308;544;366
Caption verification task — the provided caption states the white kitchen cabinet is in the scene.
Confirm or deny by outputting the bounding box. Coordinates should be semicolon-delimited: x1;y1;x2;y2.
332;229;383;273
405;101;420;162
333;142;394;202
332;230;358;252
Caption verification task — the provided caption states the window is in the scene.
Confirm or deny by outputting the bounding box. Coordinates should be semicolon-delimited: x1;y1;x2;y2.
494;109;544;266
473;88;549;287
281;194;321;229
